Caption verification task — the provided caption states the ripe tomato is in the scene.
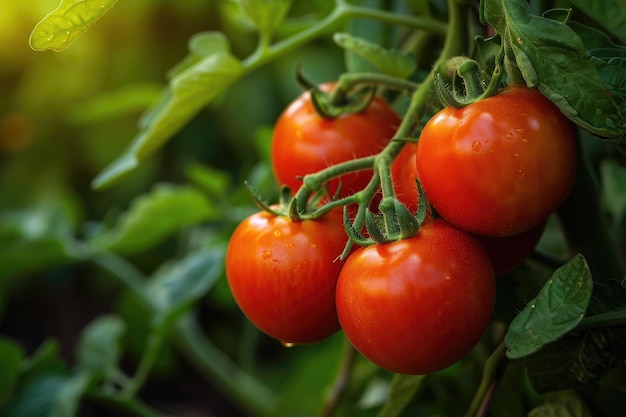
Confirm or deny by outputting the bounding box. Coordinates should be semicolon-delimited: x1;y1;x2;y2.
271;83;401;197
225;208;348;344
391;142;420;212
416;85;577;236
336;219;495;375
475;221;545;275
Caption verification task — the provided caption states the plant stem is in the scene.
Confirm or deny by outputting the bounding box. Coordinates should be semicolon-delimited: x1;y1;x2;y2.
464;342;508;417
88;391;174;417
244;1;447;71
317;340;358;417
174;313;277;417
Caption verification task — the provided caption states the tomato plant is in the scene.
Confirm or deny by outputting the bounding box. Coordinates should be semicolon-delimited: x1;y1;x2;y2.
336;219;495;375
225;208;347;345
416;85;577;236
271;83;401;197
4;0;626;416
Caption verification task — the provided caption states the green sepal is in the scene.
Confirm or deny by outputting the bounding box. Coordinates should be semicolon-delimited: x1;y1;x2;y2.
365;209;392;244
394;199;420;240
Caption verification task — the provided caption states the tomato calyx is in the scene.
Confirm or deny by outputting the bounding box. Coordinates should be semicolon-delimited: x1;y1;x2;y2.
435;52;504;108
296;70;379;118
344;182;429;247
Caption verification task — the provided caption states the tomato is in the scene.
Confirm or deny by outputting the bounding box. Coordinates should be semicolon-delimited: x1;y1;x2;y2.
416;85;577;237
391;142;420;212
271;83;401;197
336;219;495;375
225;208;348;344
475;221;545;275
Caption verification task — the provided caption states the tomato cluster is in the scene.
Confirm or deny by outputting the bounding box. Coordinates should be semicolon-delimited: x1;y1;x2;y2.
226;83;577;375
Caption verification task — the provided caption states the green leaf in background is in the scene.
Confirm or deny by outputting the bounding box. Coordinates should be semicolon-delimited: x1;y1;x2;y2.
185;163;232;197
149;246;225;323
333;32;417;79
49;372;91;417
0;205;76;280
239;0;292;40
481;0;625;139
0;338;25;406
568;0;626;44
77;315;125;377
505;254;593;359
91;33;243;190
89;184;219;255
2;340;70;417
527;390;592;417
376;374;427;417
600;159;626;238
524;320;626;393
29;0;119;52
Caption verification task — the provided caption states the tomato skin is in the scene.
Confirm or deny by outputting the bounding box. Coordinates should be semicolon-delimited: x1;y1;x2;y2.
391;142;420;212
416;85;577;237
271;83;401;197
336;220;495;375
475;221;545;276
225;209;348;344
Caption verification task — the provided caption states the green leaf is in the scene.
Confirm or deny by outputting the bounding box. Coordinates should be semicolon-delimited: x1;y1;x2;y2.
568;0;626;44
239;0;292;39
600;159;626;237
505;254;593;359
92;34;243;189
0;206;76;279
67;83;162;125
185;163;232;197
0;338;25;406
528;390;592;417
376;374;427;417
77;315;125;377
333;32;417;79
525;324;626;393
49;372;91;417
149;246;225;323
482;0;625;139
29;0;119;52
89;183;219;255
2;340;70;417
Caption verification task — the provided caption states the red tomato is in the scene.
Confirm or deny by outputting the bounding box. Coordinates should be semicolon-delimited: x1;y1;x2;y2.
336;219;495;375
271;83;401;197
391;142;423;213
416;85;577;236
225;208;348;344
475;221;545;275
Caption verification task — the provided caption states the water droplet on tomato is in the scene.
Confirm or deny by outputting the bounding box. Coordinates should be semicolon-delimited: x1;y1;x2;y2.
262;250;272;259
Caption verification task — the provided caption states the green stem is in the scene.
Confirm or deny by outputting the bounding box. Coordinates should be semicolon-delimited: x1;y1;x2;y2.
336;72;420;94
87;391;174;417
317;341;358;417
173;314;277;417
122;329;165;399
464;342;508;417
244;1;447;71
89;252;156;309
